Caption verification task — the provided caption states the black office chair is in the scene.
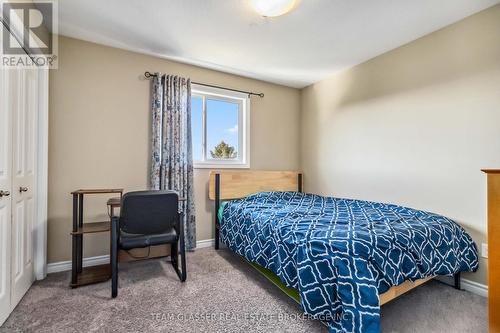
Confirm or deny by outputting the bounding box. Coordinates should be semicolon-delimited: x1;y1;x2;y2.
111;190;186;298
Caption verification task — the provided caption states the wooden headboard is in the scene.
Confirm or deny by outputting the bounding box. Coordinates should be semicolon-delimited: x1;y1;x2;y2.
208;170;303;200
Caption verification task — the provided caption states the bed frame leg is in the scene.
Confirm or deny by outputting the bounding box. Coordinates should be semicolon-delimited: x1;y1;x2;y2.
298;173;303;193
454;272;461;290
214;173;220;250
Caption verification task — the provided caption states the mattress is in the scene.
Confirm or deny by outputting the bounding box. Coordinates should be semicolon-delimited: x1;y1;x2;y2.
218;191;479;333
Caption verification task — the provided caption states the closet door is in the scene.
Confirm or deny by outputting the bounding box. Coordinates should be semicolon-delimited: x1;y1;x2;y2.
10;68;37;307
0;70;13;325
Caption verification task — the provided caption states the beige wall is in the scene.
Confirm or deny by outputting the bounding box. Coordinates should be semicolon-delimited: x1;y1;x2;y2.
50;5;499;287
48;36;301;263
301;4;500;286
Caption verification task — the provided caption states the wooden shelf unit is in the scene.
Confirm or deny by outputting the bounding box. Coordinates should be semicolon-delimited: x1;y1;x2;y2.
483;170;500;333
71;221;110;235
70;188;123;288
70;264;111;288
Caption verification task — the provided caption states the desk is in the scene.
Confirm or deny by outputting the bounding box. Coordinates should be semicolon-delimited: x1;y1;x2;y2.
107;196;187;216
107;197;121;217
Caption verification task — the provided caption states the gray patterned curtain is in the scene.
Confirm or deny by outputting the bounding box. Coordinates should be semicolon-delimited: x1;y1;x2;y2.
151;73;196;250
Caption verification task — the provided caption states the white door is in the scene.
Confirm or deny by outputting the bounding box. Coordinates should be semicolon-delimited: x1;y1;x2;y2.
0;66;38;325
0;69;13;325
10;68;37;307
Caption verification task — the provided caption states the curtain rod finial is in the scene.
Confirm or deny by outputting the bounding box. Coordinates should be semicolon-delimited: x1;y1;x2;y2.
144;71;157;79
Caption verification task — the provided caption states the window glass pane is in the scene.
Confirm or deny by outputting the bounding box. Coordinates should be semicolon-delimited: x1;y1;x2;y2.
206;98;239;160
191;96;203;161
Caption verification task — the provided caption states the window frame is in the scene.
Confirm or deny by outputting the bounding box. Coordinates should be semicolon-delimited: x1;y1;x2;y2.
191;84;250;169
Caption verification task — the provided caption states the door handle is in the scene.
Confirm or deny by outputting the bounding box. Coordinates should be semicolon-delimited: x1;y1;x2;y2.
0;190;10;198
19;186;28;193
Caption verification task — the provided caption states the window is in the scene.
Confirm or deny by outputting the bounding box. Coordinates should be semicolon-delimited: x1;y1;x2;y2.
191;84;250;168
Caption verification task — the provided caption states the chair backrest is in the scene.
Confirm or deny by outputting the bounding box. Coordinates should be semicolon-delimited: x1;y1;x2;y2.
119;190;179;235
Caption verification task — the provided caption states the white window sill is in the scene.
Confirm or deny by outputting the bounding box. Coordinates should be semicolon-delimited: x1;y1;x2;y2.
194;162;250;169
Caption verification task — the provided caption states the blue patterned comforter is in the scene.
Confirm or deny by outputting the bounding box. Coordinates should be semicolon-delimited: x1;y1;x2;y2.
219;192;478;333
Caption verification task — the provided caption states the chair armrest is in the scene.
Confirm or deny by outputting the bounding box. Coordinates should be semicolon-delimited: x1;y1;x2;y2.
176;212;184;238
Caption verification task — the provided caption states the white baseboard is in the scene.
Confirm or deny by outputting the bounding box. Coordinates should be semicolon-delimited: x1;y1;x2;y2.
47;254;110;274
49;240;488;298
460;278;488;297
47;239;216;274
195;238;215;249
435;275;488;298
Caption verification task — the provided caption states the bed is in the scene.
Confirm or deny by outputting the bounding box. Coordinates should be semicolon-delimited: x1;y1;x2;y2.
209;171;479;333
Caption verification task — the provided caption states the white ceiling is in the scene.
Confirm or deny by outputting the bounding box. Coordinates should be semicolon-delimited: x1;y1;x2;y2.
57;0;500;88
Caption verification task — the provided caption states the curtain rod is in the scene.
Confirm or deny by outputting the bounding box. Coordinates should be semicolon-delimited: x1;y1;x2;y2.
144;71;264;98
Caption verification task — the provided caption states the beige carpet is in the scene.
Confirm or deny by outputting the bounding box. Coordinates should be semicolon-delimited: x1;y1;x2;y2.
0;248;487;333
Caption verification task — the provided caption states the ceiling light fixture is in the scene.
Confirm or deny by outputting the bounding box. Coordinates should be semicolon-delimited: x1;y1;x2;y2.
250;0;297;17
